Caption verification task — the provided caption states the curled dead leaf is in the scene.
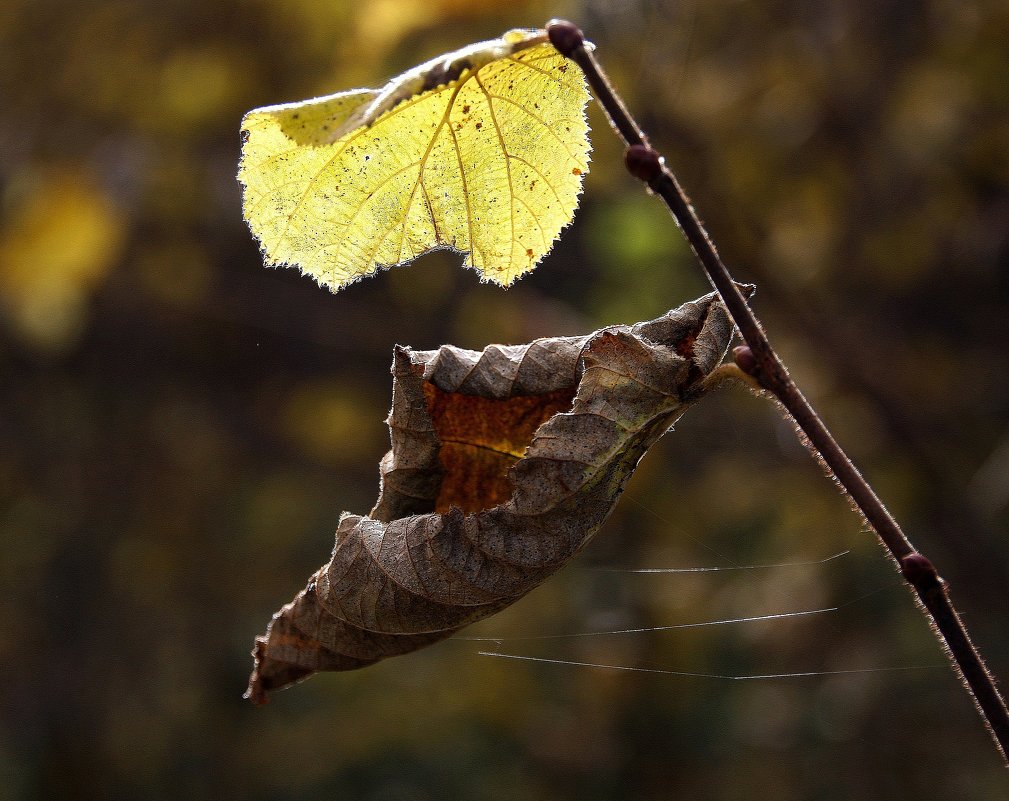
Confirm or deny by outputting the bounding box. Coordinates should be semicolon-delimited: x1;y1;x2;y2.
247;292;734;702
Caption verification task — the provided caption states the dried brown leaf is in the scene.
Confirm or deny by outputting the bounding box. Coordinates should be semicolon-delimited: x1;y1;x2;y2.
247;292;734;702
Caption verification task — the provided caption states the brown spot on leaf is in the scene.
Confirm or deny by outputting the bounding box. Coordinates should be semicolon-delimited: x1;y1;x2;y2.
424;383;575;513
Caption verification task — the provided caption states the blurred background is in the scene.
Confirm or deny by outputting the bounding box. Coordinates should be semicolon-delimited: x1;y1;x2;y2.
2;0;1008;798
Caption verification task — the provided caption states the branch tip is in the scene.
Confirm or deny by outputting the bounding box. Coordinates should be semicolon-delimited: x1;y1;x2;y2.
546;19;585;57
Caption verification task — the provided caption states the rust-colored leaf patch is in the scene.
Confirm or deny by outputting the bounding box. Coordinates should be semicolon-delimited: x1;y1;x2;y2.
425;384;577;513
247;293;734;703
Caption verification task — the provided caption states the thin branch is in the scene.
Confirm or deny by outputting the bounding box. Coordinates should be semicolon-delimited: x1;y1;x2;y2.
546;18;1009;766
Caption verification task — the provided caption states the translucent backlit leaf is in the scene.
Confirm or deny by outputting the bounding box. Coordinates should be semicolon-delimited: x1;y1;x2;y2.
238;29;591;291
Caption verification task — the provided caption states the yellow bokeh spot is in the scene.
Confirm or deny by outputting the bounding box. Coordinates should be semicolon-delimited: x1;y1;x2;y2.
353;0;438;53
0;167;126;349
282;381;382;465
159;46;242;129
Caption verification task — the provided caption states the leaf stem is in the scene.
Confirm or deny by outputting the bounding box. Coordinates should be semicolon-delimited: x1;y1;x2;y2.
547;18;1009;766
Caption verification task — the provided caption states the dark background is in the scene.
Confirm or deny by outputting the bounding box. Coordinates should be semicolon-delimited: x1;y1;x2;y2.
3;0;1008;798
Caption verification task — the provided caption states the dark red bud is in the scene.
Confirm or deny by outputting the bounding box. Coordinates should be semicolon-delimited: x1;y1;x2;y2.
901;552;939;589
624;144;663;183
732;345;758;376
546;20;585;57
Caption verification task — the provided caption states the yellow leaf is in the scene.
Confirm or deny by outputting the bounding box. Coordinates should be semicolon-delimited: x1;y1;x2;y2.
238;28;591;291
